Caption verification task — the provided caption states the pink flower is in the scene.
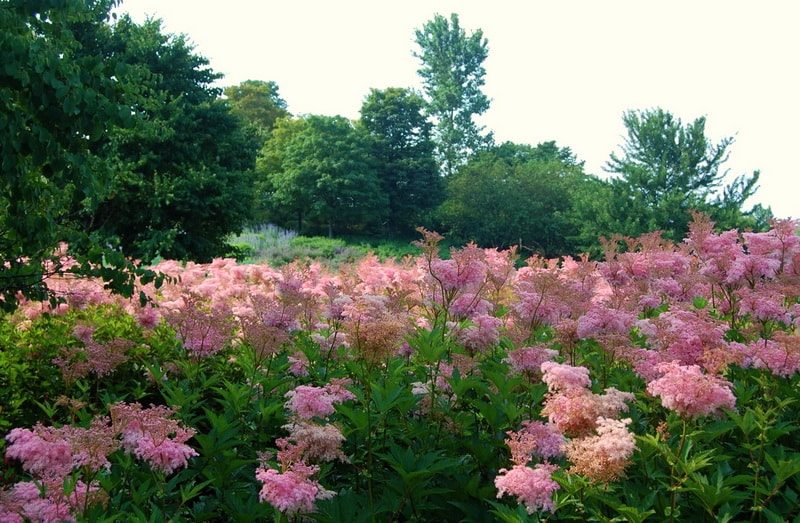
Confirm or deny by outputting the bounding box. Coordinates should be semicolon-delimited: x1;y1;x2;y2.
278;422;347;464
742;336;800;378
130;432;198;475
505;421;565;465
565;417;636;483
255;463;334;514
456;313;502;353
430;257;486;293
646;362;736;418
540;362;591;392
576;305;636;339
541;389;600;437
284;380;355;420
4;428;73;479
110;402;198;474
505;345;558;377
541;386;634;438
495;463;560;514
287;352;310;377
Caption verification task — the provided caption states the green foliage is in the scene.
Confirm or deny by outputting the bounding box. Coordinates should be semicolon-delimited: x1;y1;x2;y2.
360;87;443;234
605;108;769;241
438;141;595;256
0;0;165;308
414;13;492;175
89;16;259;262
256;115;387;235
224;79;289;136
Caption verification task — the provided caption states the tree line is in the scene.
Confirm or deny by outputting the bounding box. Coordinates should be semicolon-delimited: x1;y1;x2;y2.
246;13;769;256
0;3;771;306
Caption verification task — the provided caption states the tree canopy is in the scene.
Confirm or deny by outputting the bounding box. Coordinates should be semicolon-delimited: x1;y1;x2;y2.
359;87;442;235
256;115;387;236
224;79;289;136
0;0;162;308
414;13;491;176
438;142;594;257
87;15;260;262
604;108;766;240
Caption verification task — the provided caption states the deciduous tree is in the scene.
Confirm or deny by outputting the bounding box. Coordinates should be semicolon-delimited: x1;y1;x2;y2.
0;0;162;309
359;87;442;234
89;16;260;261
257;116;386;236
224;79;289;136
414;13;491;176
439;142;593;256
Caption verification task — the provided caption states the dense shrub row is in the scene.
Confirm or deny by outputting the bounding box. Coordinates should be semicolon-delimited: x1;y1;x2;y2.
2;216;800;521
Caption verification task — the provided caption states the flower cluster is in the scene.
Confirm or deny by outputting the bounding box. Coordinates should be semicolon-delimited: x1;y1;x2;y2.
646;362;736;418
2;404;197;521
284;379;356;420
495;463;560;514
255;462;335;514
564;417;636;483
258;378;354;514
52;325;132;383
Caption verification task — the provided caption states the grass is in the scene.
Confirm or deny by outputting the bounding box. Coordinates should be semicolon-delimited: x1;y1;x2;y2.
227;225;451;266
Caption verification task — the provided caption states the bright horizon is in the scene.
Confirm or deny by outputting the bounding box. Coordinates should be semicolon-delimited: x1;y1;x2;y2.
119;0;799;219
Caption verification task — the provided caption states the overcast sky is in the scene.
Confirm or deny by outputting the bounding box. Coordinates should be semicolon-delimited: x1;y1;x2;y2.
119;0;799;219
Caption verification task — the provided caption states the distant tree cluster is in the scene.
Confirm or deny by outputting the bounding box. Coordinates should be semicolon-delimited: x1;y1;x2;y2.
0;3;772;306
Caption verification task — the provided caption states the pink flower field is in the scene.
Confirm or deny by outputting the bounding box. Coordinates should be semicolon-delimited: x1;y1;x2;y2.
2;216;800;521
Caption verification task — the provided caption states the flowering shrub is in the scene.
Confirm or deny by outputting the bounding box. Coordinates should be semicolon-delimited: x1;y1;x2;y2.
2;216;800;520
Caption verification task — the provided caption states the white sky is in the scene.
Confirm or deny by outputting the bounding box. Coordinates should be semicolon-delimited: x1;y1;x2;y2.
119;0;799;219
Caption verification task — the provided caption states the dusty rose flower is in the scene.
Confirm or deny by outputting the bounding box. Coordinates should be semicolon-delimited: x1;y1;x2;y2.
565;417;636;483
506;421;565;465
495;463;560;514
646;362;736;418
278;422;347;464
505;345;558;379
255;462;334;514
540;362;591;392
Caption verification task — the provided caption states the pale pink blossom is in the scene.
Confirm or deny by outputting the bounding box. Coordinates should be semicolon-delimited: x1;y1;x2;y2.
647;362;736;418
495;463;560;514
284;380;355;420
130;432;198;475
565;417;636;483
255;463;334;514
540;362;591;392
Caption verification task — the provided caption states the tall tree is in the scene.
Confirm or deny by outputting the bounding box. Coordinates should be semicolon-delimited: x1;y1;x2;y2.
605;108;764;240
414;13;491;176
0;0;163;309
89;16;260;261
359;87;442;235
438;142;593;256
224;79;289;136
257;115;387;236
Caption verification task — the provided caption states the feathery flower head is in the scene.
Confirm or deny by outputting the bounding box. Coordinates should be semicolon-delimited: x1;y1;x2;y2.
255;463;335;514
540;362;591;392
494;463;560;514
565;417;636;483
646;362;736;418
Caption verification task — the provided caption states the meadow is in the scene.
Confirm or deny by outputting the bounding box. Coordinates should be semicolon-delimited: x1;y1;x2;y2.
2;216;800;522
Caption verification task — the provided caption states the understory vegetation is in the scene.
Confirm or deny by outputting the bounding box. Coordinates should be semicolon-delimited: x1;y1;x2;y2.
2;218;800;521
